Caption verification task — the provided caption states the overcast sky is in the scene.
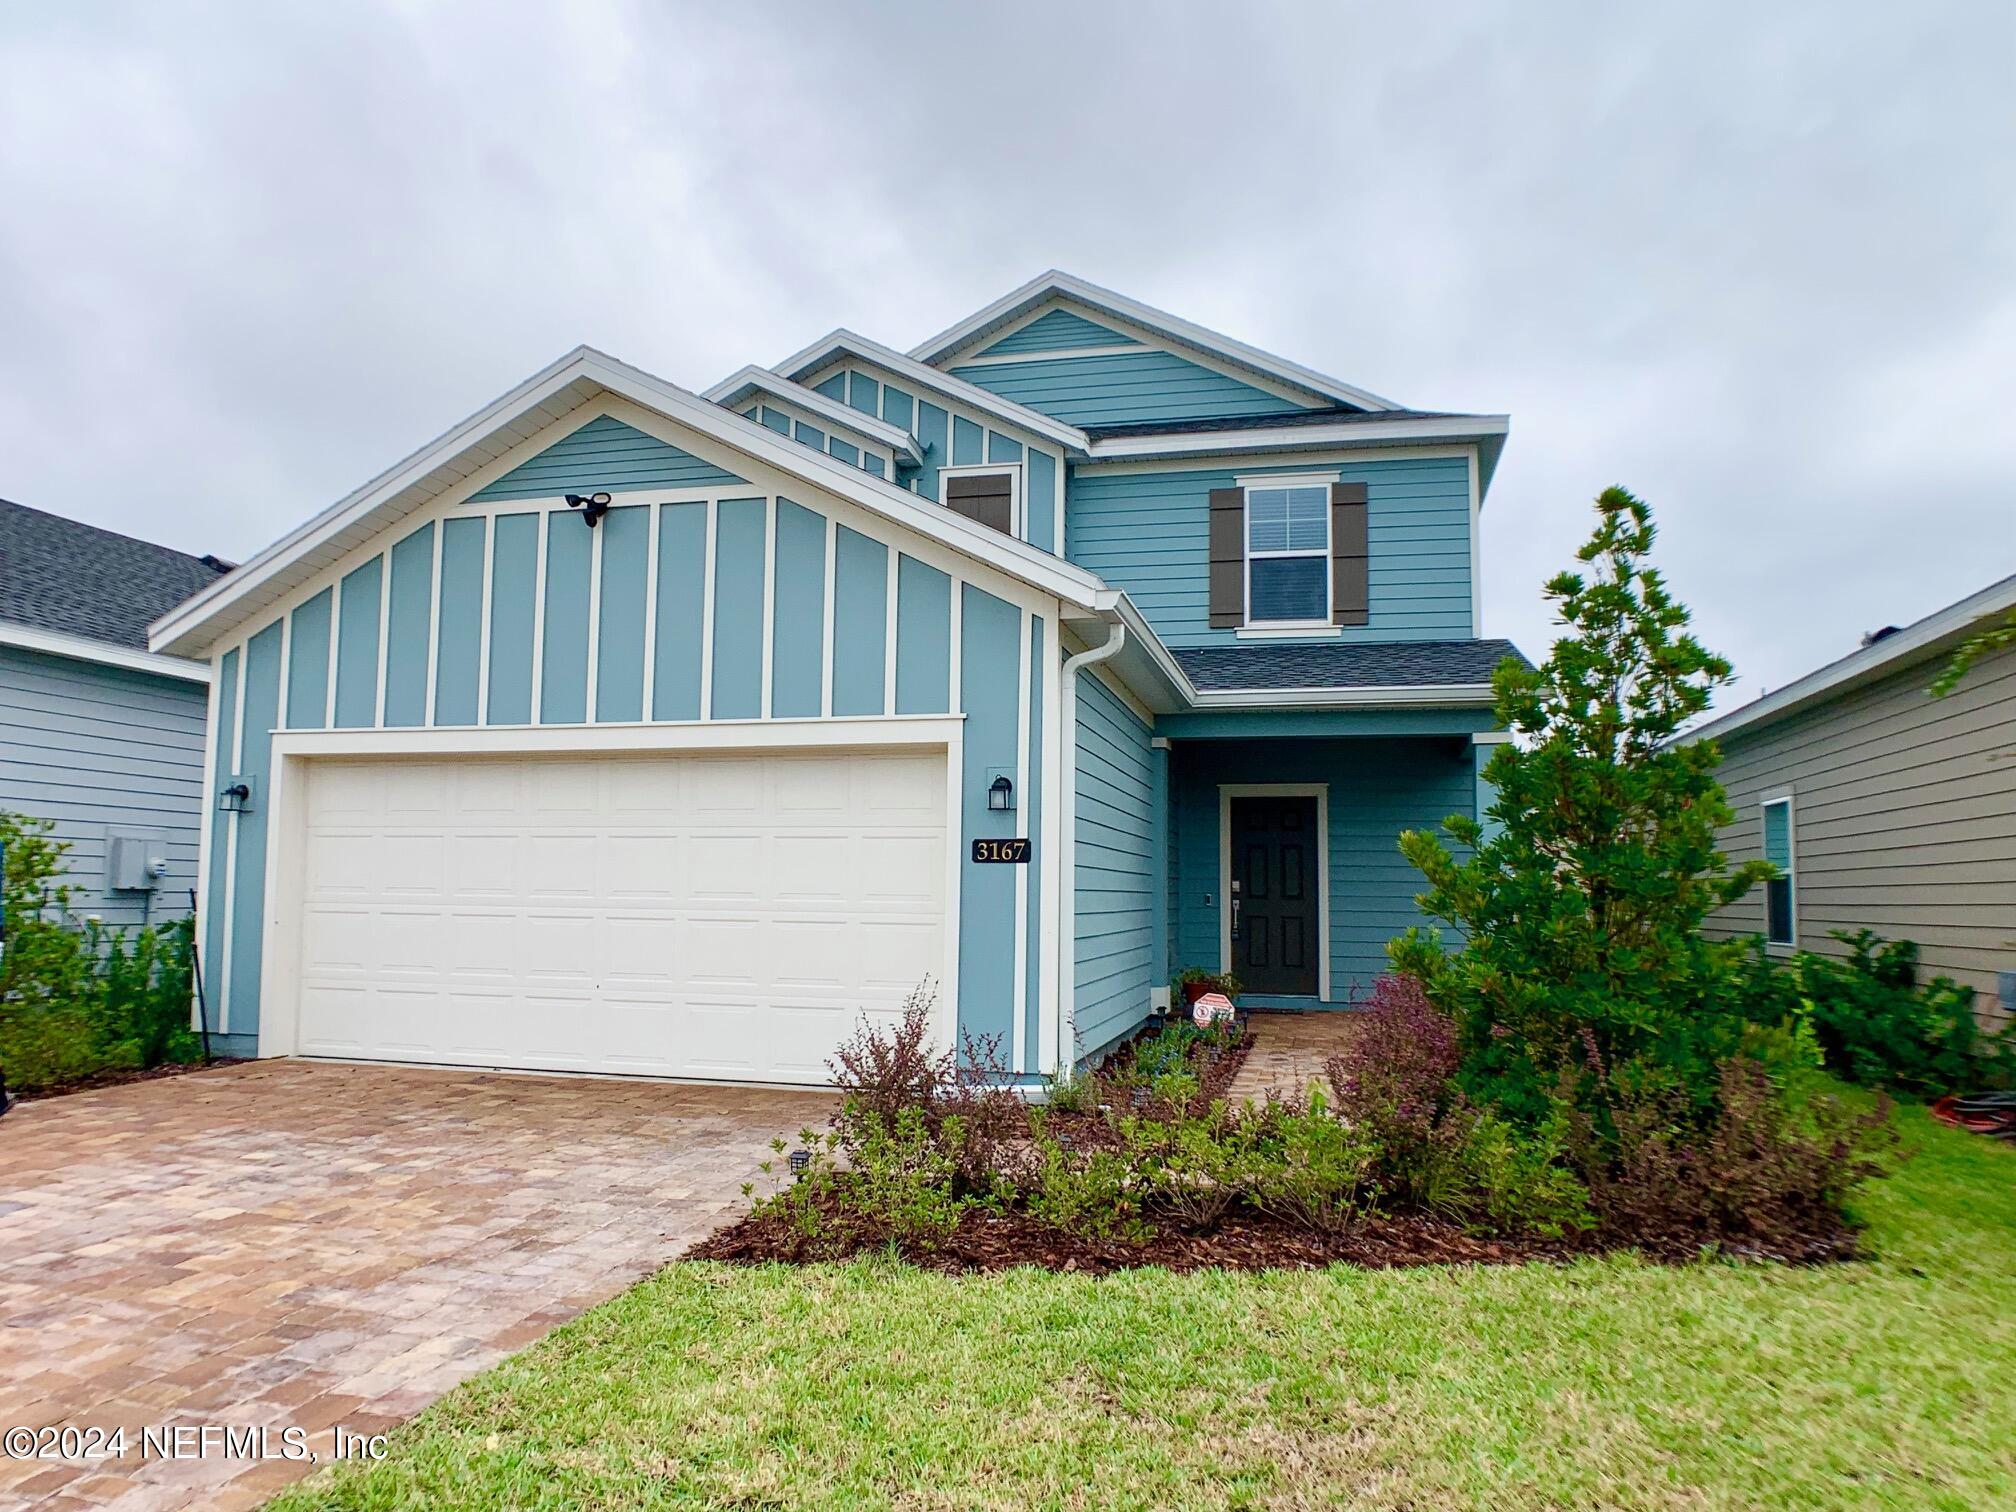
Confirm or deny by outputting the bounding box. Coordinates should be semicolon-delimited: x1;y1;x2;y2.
2;2;2009;709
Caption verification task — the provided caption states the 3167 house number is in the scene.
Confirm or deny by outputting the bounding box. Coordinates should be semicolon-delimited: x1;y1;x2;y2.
971;838;1030;864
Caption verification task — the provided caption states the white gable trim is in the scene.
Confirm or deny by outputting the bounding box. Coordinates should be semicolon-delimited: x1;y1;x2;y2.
0;620;210;682
707;365;923;464
754;329;1091;453
151;346;1106;658
909;271;1401;414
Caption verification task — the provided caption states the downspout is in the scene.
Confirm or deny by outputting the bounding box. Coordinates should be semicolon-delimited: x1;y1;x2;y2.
1055;619;1126;1075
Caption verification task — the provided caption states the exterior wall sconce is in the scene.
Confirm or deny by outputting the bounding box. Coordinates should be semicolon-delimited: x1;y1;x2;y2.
565;491;613;528
218;776;257;814
987;774;1015;812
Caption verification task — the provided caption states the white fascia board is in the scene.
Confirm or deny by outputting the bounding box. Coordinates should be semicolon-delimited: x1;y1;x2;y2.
908;270;1402;414
1678;568;2016;747
1186;684;1497;710
152;346;1108;657
704;365;923;464
763;328;1091;453
1084;414;1511;463
0;620;210;682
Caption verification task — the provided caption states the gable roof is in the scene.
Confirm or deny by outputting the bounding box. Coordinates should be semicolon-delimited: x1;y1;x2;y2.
1680;568;2016;747
0;497;228;651
149;346;1109;659
705;366;924;464
908;270;1401;414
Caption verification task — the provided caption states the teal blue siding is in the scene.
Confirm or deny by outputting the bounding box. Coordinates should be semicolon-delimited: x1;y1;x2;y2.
830;525;887;716
814;373;846;401
540;512;591;723
954;349;1307;427
986;433;1023;465
794;420;825;451
710;498;767;719
1021;614;1045;1069
828;437;860;467
847;371;879;415
285;588;332;730
894;555;951;715
382;525;434;727
758;406;791;435
652;503;706;720
1150;741;1170;989
227;623;282;1038
1075;671;1155;1060
594;505;649;721
879;384;914;431
1170;736;1474;1005
1068;456;1474;648
952;416;983;465
1025;448;1058;553
203;646;238;1024
915;402;949;501
472;414;746;501
771;500;827;718
863;454;885;478
977;308;1142;356
332;557;381;728
959;585;1024;1051
433;518;485;725
486;514;538;724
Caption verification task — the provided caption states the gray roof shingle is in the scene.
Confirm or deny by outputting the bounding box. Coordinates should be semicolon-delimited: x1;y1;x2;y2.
1079;408;1471;439
0;498;230;651
1173;638;1528;692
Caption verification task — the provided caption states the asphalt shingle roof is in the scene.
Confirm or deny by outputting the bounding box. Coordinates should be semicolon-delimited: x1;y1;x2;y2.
1079;408;1469;439
1173;638;1528;692
0;498;230;651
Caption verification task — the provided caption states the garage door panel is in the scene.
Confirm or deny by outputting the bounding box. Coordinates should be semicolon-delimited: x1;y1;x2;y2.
291;749;946;1085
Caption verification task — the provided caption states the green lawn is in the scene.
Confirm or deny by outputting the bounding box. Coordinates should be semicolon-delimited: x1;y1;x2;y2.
272;1108;2015;1511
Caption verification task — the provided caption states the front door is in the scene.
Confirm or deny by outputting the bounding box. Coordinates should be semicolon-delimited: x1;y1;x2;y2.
1228;795;1321;997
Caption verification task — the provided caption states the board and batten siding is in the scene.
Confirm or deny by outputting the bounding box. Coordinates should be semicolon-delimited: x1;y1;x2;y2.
0;645;208;928
197;410;1055;1068
1170;735;1475;1006
798;361;1066;557
1704;639;2016;1028
1073;669;1157;1061
1066;455;1475;649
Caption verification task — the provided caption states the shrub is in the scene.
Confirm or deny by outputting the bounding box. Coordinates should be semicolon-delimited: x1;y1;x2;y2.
1327;975;1476;1212
1026;1118;1148;1241
1460;1107;1593;1239
1241;1087;1378;1233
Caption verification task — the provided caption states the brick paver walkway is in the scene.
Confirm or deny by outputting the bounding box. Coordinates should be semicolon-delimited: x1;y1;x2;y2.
0;1060;827;1510
1227;1011;1364;1104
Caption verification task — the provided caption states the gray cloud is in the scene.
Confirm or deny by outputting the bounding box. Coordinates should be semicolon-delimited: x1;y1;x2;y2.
2;0;2009;709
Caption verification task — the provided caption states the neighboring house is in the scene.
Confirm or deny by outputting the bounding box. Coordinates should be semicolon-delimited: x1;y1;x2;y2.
0;498;228;928
1689;570;2016;1030
150;270;1520;1074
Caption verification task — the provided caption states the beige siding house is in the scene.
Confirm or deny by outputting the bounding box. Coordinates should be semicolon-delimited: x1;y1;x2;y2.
1687;571;2016;1031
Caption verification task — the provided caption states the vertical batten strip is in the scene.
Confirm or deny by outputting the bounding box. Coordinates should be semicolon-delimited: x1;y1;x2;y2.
424;518;444;723
584;509;605;720
476;516;495;725
527;506;548;721
759;495;778;717
882;547;898;715
1012;605;1031;1072
821;515;837;716
640;499;661;718
698;498;718;719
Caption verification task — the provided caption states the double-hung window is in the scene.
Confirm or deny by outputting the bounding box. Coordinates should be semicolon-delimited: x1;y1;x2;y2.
1761;796;1796;946
1245;483;1330;624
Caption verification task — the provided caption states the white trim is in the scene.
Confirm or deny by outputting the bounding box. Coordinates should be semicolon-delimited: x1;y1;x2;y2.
698;498;718;718
528;513;548;722
1037;612;1064;1073
372;545;392;727
936;460;1024;539
1760;791;1798;950
948;342;1146;368
948;573;964;713
639;504;659;720
909;271;1400;413
1235;625;1341;641
1472;730;1517;745
820;513;837;717
583;511;605;720
1080;442;1487;479
1086;414;1509;464
760;329;1090;452
255;714;969;1066
1012;606;1031;1073
323;576;341;728
1235;469;1342;488
703;365;923;463
882;544;899;715
1217;783;1332;1003
1187;683;1496;710
1679;568;2016;747
424;517;445;723
217;646;246;1033
0;621;211;682
189;652;224;1033
759;495;777;718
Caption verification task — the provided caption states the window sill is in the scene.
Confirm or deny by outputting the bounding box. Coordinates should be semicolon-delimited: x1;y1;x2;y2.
1235;624;1342;640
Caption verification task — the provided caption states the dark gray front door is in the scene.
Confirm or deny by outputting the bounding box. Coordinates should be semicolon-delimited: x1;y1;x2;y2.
1229;795;1320;997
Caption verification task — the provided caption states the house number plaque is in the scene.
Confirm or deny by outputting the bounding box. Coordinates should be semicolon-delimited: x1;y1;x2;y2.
971;838;1031;864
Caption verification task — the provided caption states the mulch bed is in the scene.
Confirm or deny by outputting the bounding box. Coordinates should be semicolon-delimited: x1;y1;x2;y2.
688;1203;1577;1274
9;1058;248;1104
1033;1016;1257;1153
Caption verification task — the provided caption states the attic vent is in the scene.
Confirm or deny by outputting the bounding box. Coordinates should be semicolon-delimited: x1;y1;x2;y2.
1861;625;1901;647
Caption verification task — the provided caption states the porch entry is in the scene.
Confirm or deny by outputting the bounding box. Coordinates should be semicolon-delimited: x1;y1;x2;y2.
1228;794;1321;997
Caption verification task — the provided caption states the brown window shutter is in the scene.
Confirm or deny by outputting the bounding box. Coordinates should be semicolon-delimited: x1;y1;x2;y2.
1331;482;1369;626
945;472;1014;535
1208;487;1245;628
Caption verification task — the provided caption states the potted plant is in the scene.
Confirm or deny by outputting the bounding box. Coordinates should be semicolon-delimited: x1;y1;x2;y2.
1172;966;1243;1008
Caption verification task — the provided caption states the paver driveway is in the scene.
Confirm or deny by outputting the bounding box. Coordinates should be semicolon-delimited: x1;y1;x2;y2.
0;1060;828;1510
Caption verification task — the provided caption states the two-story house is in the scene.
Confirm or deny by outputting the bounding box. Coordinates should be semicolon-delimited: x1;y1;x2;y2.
150;272;1518;1079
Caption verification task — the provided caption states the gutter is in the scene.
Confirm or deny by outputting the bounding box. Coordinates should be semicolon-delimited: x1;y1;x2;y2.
1055;618;1126;1072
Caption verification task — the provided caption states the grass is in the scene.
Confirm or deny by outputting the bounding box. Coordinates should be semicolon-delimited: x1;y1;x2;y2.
270;1107;2015;1510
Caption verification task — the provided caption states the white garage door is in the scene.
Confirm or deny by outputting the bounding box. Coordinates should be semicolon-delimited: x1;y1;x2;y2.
289;749;946;1084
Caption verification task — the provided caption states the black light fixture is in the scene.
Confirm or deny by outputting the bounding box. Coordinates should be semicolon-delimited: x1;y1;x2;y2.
564;491;613;528
787;1148;812;1175
987;774;1015;812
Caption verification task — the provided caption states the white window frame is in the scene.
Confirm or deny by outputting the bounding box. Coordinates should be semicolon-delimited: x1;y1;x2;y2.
1241;478;1331;629
1761;793;1797;948
938;461;1024;540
